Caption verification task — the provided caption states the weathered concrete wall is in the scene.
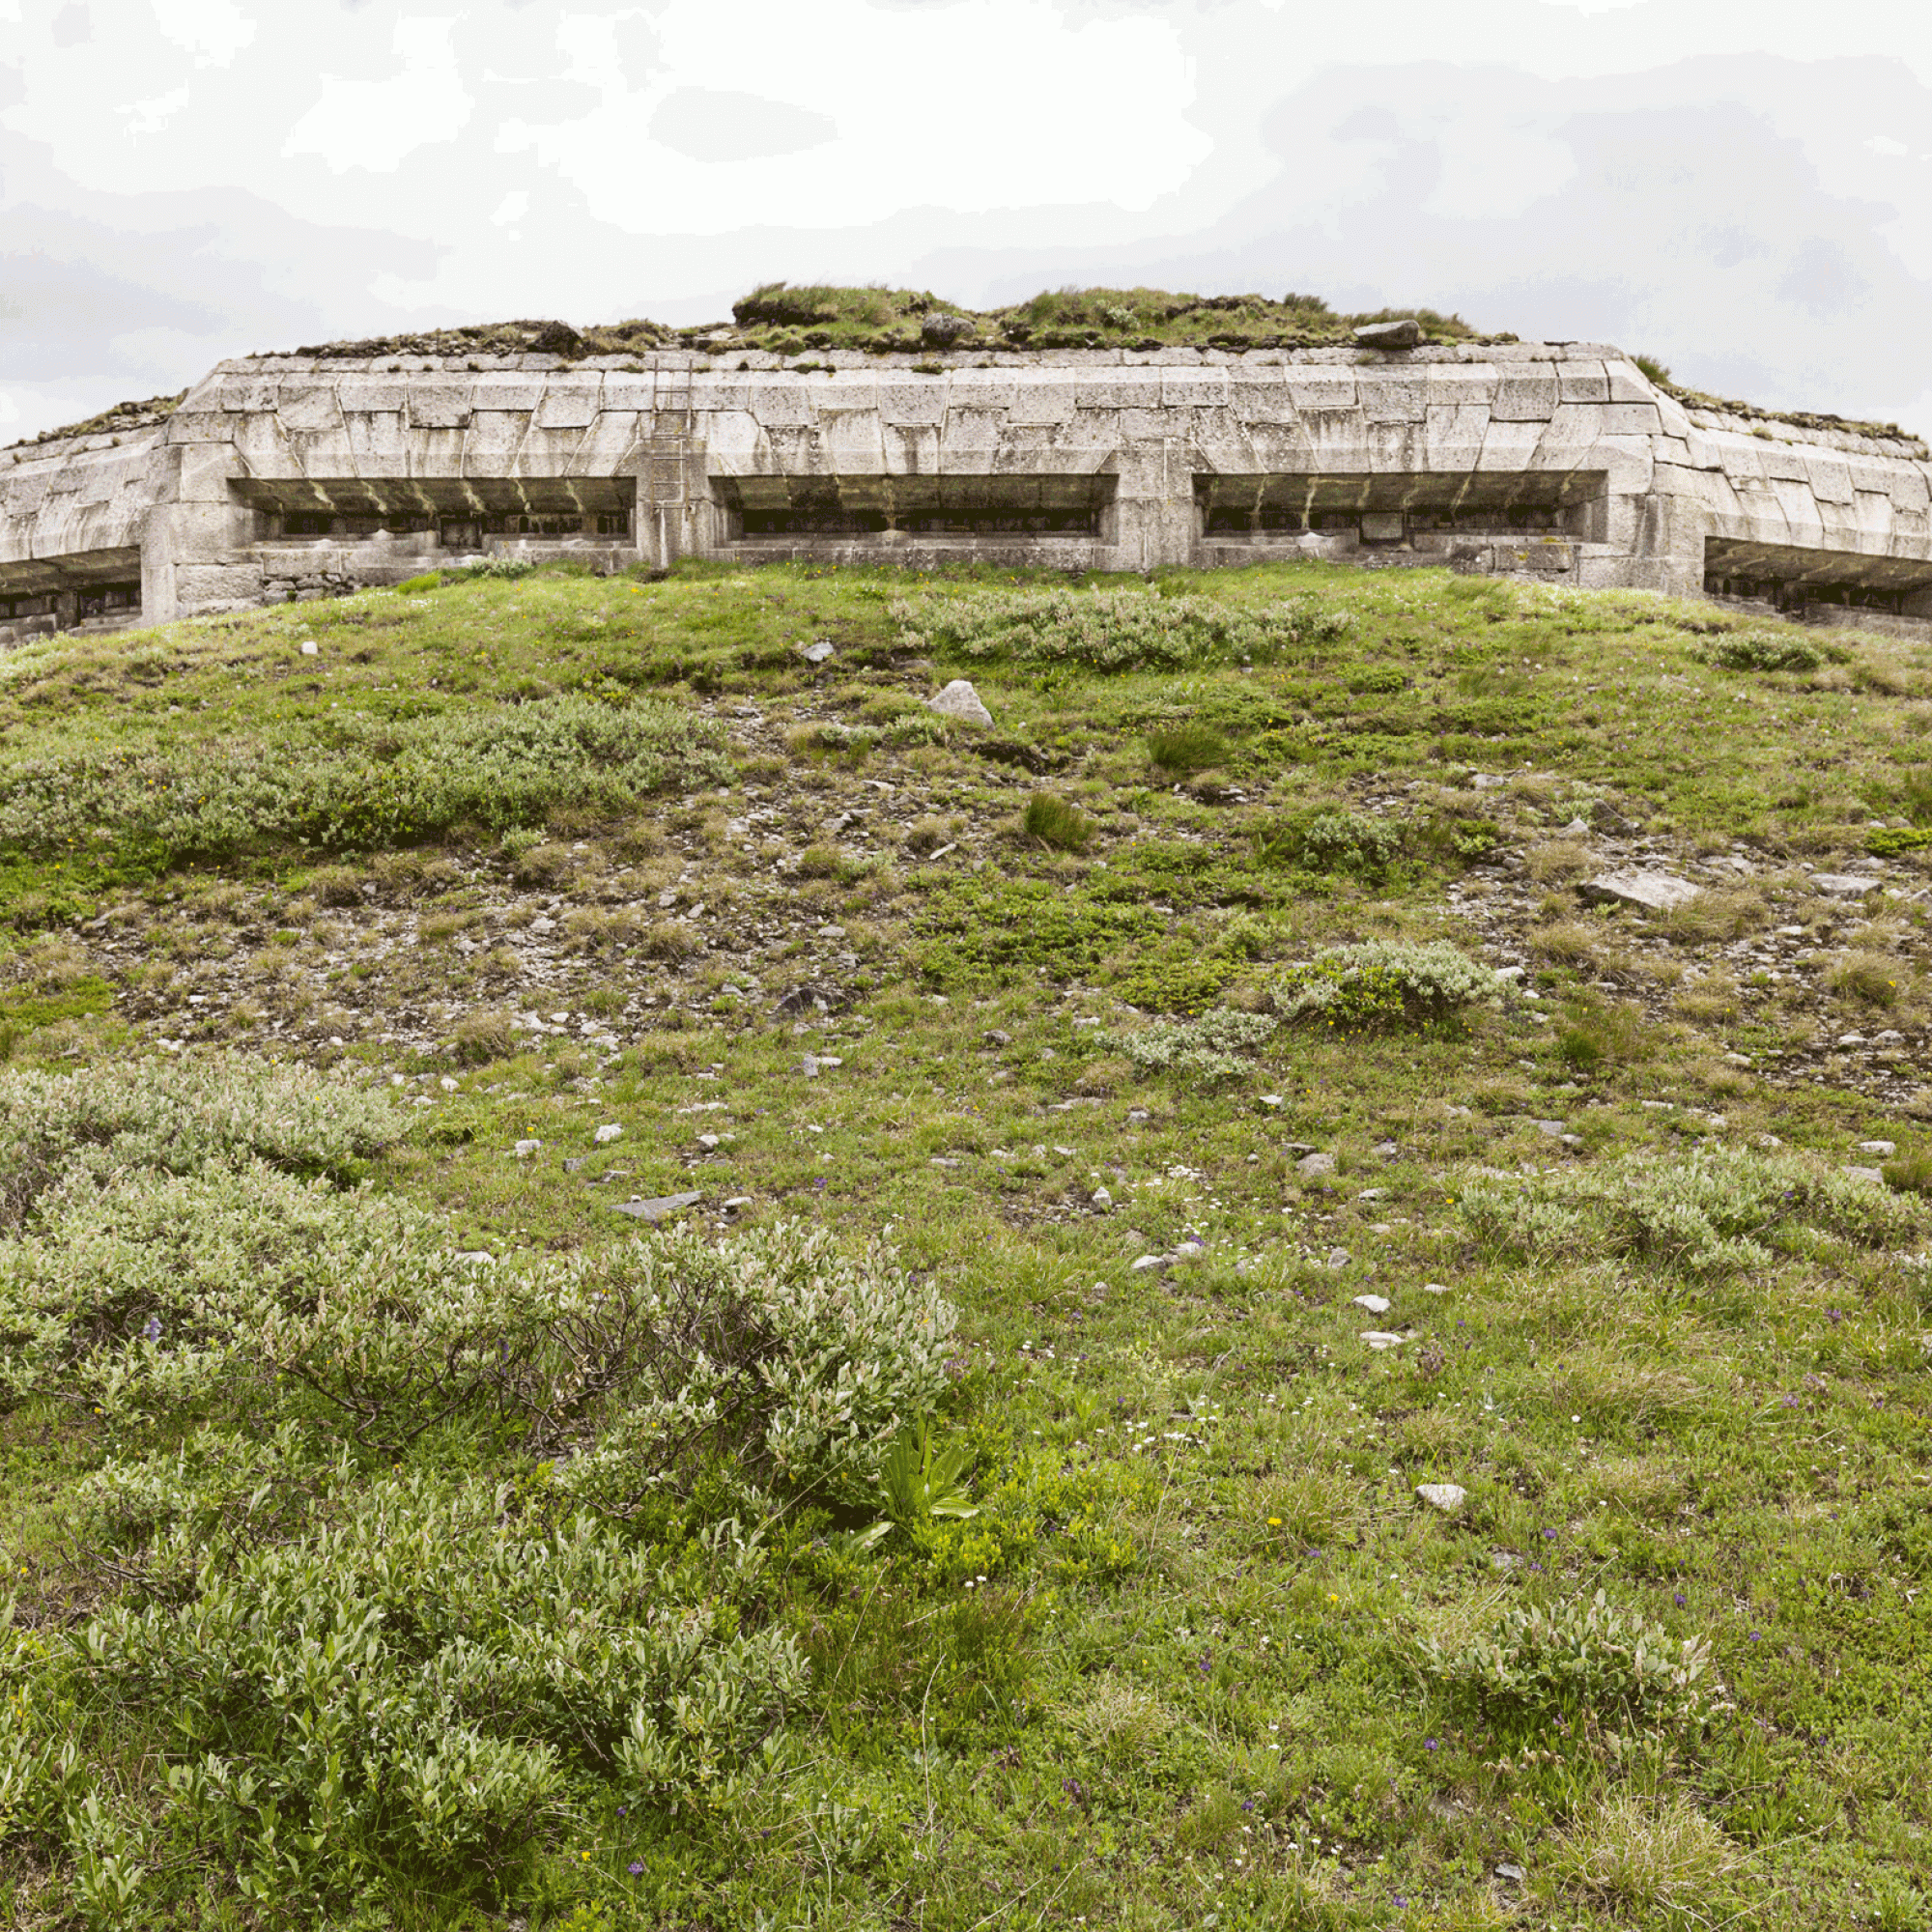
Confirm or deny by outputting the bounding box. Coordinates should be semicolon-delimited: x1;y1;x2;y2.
5;341;1932;635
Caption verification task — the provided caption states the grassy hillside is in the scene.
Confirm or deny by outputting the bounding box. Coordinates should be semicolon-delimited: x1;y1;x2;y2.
1;559;1930;1930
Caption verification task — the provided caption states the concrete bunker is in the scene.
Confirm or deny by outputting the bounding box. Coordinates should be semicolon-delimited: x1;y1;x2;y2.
712;473;1117;544
0;547;145;645
228;477;635;550
1194;469;1610;545
1704;535;1932;619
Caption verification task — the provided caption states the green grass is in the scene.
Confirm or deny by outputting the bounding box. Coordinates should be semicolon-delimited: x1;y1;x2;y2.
1;558;1930;1928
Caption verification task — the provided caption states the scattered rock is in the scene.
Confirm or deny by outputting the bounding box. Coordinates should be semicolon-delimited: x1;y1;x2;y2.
611;1191;702;1223
1844;1165;1885;1183
1352;1293;1392;1314
1415;1482;1466;1512
1354;317;1421;350
1812;873;1883;896
800;639;835;666
1296;1151;1337;1179
1360;1330;1405;1350
723;1196;753;1212
512;1139;543;1158
1859;1140;1897;1156
298;639;319;657
696;1133;721;1151
1326;1247;1351;1269
1561;817;1591;838
1495;1863;1526;1885
1422;1282;1452;1294
1259;1094;1284;1108
1579;870;1702;913
1838;1033;1867;1049
562;1156;586;1173
1533;1119;1568;1138
925;679;993;727
1091;1186;1113;1211
802;1053;821;1078
1489;1549;1522;1572
594;1123;622;1144
921;311;977;348
1131;1254;1167;1272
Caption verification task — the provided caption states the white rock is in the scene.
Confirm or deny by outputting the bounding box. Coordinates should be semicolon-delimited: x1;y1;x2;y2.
1091;1186;1113;1210
1859;1140;1897;1157
1131;1254;1166;1271
1561;817;1591;837
800;639;835;665
1844;1165;1885;1184
1416;1482;1466;1513
1837;1033;1867;1049
925;679;993;727
1326;1247;1351;1269
1422;1282;1452;1294
513;1139;543;1157
299;639;319;657
1579;870;1702;913
440;1075;458;1093
697;1133;720;1150
1359;1330;1406;1350
1296;1151;1336;1179
594;1123;622;1144
1352;1293;1392;1314
1813;873;1883;896
1259;1094;1284;1108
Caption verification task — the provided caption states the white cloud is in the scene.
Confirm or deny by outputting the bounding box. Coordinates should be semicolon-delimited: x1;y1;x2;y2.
284;16;472;174
1866;134;1912;157
149;0;254;69
121;85;191;138
499;0;1211;231
490;189;530;227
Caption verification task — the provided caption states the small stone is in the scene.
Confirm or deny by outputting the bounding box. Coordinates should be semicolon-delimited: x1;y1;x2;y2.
1131;1254;1167;1272
723;1196;753;1211
1091;1186;1113;1210
1352;1293;1392;1314
1579;870;1702;913
1416;1482;1466;1512
1326;1247;1351;1269
1490;1549;1522;1572
1360;1330;1405;1350
800;639;835;665
696;1133;721;1150
563;1156;586;1174
1495;1863;1526;1885
1844;1165;1885;1183
299;639;319;657
1534;1120;1568;1138
1561;817;1591;837
1259;1094;1284;1108
594;1123;622;1144
803;1053;820;1078
1812;873;1883;896
1876;1030;1905;1043
1837;1033;1867;1049
512;1139;543;1158
611;1190;702;1223
1859;1140;1897;1156
1354;317;1421;350
1296;1151;1337;1179
925;679;993;727
921;310;977;347
440;1075;458;1093
1357;1186;1387;1201
1422;1282;1452;1294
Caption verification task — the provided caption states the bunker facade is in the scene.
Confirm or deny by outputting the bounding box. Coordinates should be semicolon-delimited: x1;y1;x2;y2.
4;339;1932;645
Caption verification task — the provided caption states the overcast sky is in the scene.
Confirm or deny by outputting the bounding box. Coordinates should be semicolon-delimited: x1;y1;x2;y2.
4;0;1930;442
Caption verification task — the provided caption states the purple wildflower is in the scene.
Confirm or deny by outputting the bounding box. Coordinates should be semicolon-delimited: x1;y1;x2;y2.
628;1860;644;1877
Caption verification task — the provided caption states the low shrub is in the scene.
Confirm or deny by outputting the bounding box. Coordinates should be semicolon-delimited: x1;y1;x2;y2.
1459;1143;1924;1274
1273;940;1510;1033
1101;1008;1277;1080
1145;724;1230;775
454;1009;516;1065
0;695;729;865
1423;1589;1719;1736
1021;794;1093;852
1254;810;1404;879
1709;632;1826;672
892;588;1350;672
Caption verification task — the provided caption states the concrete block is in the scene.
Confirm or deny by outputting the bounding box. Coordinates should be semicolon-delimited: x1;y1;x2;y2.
284;430;358;472
1491;374;1559;421
764;425;829;475
408;384;472;430
1770;477;1827;534
507;427;589;477
884;424;941;474
1557;361;1609;403
533;390;601;430
822;412;886;471
1478;419;1548;469
878;378;947;426
333;378;410;413
165;412;240;444
601;376;656;413
1604;362;1657;405
345;413;410;471
275;385;345;434
217;376;280;412
1598;403;1663;436
813;375;878;415
1287;372;1357;412
1008;381;1076;425
1080;372;1163;410
568;412;646;473
411;429;470;477
1804;454;1855;503
1359;375;1428;422
463;413;532;466
177;442;242;504
749;383;814;429
1366;421;1426;471
1161;369;1229;409
1423;405;1491;468
936;443;997;476
941;408;1007;451
469;375;549;413
946;371;1017;412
